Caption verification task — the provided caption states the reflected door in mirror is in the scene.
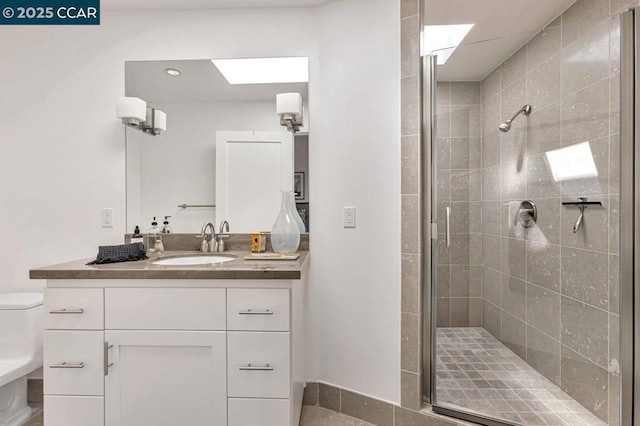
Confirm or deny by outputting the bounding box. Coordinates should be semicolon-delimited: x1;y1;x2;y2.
216;131;293;233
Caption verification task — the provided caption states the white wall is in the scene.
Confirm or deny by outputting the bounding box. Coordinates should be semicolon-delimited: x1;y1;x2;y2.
0;7;316;292
306;0;401;403
0;0;401;404
128;101;282;233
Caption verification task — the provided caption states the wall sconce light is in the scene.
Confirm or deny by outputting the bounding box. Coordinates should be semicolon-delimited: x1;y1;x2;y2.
277;93;303;133
140;108;167;136
116;97;167;136
116;97;147;126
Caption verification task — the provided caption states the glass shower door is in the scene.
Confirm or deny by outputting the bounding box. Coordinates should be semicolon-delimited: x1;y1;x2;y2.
427;12;622;425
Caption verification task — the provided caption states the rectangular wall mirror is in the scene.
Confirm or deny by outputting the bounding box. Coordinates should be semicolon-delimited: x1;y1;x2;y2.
124;57;310;234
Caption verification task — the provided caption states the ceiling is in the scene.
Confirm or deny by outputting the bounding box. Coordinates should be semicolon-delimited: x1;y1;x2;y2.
426;0;577;81
125;59;308;104
117;0;577;82
103;0;334;10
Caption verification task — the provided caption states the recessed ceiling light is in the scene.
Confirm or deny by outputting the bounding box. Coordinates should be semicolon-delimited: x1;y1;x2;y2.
165;68;181;77
423;24;475;65
211;57;309;85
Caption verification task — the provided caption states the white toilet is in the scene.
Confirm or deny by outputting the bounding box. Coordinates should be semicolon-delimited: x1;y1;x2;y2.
0;293;43;426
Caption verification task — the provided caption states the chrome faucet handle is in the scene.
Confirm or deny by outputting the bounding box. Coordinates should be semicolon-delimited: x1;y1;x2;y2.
199;222;216;252
215;220;231;252
200;222;216;239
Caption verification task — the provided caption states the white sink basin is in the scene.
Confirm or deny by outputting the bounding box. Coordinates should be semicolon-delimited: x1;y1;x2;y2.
153;256;235;266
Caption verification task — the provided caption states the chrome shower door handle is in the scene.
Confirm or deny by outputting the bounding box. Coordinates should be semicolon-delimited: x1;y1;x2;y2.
445;206;451;248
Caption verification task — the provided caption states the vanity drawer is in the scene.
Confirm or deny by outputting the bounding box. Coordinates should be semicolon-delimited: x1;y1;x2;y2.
45;288;104;330
227;332;290;398
45;395;104;426
44;330;104;396
105;288;226;330
227;289;290;331
228;398;290;426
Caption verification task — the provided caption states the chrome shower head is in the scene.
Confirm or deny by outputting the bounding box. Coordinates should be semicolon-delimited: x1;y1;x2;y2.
499;121;512;133
499;104;532;133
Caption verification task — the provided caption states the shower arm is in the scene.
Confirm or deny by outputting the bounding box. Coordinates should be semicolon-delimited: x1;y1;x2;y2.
506;104;532;123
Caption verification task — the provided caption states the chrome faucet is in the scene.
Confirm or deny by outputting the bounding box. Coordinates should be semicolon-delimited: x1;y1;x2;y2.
199;222;216;252
215;220;230;252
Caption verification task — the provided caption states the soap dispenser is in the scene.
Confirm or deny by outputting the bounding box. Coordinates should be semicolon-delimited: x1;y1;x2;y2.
161;216;173;234
154;234;165;253
147;217;160;253
131;226;144;245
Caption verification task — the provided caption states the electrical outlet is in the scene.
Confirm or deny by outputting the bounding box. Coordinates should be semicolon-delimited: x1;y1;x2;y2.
344;207;356;228
102;208;114;228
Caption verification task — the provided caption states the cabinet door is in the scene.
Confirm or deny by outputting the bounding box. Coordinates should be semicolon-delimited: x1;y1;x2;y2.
227;332;290;398
105;288;226;330
45;396;104;426
44;330;104;396
104;331;226;426
228;398;290;426
45;288;104;330
227;289;290;331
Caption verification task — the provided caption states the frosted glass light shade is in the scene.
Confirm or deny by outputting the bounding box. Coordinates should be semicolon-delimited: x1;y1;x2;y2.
276;93;303;118
116;97;147;122
154;110;167;131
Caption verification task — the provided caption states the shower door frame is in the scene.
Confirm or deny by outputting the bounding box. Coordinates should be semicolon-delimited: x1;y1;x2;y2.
621;7;638;426
420;53;518;426
420;54;436;408
420;7;639;426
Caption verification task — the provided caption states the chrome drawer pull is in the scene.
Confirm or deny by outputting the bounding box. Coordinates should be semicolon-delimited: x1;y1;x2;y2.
239;363;274;371
49;362;84;369
49;308;84;315
238;309;274;315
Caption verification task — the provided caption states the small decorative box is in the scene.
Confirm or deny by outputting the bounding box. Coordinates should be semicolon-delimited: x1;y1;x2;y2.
251;232;267;253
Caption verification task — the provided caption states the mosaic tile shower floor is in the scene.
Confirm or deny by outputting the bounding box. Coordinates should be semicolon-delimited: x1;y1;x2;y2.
436;327;605;425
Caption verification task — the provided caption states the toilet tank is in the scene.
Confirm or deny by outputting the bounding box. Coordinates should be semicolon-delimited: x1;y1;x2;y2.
0;293;43;361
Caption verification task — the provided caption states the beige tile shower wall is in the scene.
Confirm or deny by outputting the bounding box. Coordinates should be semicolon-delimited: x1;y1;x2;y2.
478;0;633;423
436;82;483;328
400;0;422;411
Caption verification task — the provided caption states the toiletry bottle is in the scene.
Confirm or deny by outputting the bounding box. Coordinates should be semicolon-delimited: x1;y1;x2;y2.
161;216;173;234
154;234;165;253
147;217;159;253
131;226;144;245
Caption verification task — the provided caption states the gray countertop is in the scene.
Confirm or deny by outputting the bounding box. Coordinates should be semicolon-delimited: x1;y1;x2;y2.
30;250;309;280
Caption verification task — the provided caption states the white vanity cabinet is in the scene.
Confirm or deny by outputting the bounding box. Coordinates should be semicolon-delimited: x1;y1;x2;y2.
105;330;227;426
42;278;306;426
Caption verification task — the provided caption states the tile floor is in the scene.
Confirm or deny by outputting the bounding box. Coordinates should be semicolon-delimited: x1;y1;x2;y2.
25;328;608;426
24;406;367;426
436;327;605;425
300;406;375;425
